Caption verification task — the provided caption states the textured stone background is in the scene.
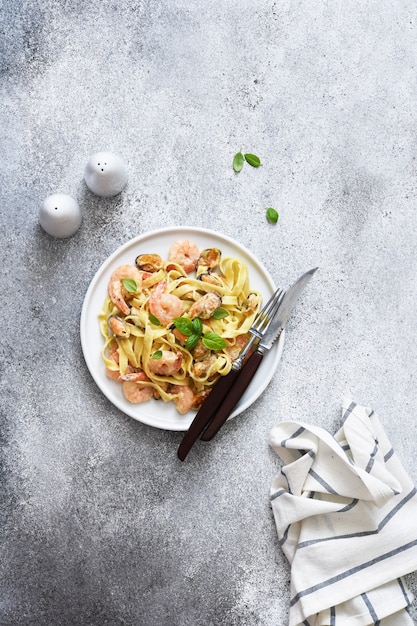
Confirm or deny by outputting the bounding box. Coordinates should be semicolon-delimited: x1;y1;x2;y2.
2;1;417;624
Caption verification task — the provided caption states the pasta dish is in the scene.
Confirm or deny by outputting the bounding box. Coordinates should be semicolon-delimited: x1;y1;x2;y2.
98;238;261;414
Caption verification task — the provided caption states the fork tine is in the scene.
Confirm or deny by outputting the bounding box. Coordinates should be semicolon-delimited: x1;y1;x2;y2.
256;287;282;319
252;288;281;327
233;287;284;369
251;288;284;338
264;288;284;325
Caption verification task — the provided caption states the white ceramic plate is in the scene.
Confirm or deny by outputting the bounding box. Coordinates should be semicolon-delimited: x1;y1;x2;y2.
80;226;284;431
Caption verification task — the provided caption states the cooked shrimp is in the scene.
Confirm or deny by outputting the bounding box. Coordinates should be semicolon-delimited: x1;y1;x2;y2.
120;370;151;383
108;264;143;315
106;368;121;382
189;291;222;319
148;281;183;326
148;350;183;376
170;385;195;414
122;380;154;404
107;342;119;362
105;343;121;381
120;370;153;402
168;240;200;274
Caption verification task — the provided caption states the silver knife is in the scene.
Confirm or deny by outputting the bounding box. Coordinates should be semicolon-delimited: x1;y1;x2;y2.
199;267;318;442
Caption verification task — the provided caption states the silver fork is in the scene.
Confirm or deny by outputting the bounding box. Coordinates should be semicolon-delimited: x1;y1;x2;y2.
231;287;285;371
177;286;285;461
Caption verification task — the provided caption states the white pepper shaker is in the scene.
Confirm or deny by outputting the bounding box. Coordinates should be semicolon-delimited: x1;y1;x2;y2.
84;151;128;197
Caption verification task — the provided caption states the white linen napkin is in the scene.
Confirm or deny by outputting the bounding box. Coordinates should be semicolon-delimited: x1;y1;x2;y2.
269;397;417;626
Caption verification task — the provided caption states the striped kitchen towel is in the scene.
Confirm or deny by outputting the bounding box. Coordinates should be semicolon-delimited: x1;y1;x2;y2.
269;398;417;626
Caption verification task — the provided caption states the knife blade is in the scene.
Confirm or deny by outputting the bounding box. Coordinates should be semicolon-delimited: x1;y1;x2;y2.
200;267;317;442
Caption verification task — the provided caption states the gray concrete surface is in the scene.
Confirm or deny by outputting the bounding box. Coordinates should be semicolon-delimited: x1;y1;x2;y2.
2;1;417;624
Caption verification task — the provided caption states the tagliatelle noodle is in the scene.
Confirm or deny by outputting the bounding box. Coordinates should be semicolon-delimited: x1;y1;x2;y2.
98;246;262;413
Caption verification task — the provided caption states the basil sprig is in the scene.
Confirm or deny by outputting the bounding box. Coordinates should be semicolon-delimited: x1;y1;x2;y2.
232;151;279;225
233;150;261;172
173;315;227;351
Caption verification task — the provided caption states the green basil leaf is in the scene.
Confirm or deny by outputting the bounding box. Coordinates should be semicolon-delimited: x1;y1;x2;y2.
173;317;194;336
192;318;203;335
233;151;245;173
152;350;163;359
185;334;200;351
211;307;229;320
149;313;161;326
266;207;279;224
244;153;261;168
202;332;227;351
122;278;137;293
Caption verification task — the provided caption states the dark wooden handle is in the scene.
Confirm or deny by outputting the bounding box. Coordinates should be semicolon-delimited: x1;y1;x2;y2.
200;351;264;441
177;368;242;461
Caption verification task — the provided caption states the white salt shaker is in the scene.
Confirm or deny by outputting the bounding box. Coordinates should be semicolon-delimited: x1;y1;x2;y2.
39;193;82;238
84;151;128;197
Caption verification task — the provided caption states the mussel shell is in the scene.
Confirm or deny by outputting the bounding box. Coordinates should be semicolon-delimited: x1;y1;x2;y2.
108;315;131;338
197;248;221;271
135;253;164;272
